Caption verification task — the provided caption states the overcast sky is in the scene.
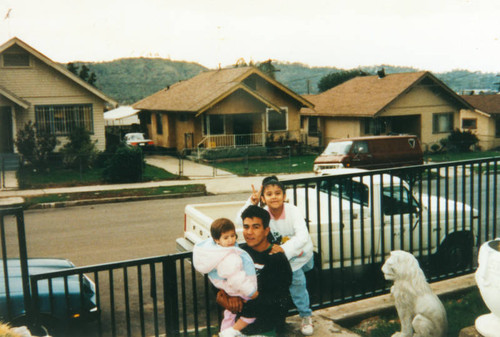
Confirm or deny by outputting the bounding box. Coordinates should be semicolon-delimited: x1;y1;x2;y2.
1;0;499;73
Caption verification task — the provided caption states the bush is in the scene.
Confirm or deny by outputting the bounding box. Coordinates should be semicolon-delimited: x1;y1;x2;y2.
440;129;479;153
61;127;99;169
14;121;57;168
102;146;145;183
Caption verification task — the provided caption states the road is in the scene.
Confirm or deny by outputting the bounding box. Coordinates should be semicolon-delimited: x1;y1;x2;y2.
21;192;249;267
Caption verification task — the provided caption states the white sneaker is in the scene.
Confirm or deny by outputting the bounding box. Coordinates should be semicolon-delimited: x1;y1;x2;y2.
300;316;314;336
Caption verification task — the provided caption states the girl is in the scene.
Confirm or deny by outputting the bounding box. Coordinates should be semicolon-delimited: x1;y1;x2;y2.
237;176;315;336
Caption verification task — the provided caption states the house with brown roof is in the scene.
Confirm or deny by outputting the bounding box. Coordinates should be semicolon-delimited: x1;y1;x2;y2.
0;37;116;154
460;94;500;150
133;66;313;152
301;71;474;151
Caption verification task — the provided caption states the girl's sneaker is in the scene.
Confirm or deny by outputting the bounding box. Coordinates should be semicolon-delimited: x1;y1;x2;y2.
301;316;313;335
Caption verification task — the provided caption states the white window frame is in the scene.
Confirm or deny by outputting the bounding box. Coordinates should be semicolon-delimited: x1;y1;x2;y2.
266;107;288;132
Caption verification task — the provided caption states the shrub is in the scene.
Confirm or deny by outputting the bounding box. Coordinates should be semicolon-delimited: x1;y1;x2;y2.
199;146;267;161
61;127;99;169
14;121;57;168
102;146;145;183
440;129;479;153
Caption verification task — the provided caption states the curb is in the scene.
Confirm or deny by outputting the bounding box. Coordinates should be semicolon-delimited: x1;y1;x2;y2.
27;191;208;209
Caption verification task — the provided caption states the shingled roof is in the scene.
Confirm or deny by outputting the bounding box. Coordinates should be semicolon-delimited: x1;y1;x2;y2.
460;94;500;115
133;66;313;114
302;71;472;117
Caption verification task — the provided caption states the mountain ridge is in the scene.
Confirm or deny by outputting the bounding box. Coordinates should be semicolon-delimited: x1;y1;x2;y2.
67;59;499;105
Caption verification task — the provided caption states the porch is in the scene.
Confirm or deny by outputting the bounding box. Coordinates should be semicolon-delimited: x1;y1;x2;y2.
196;130;307;149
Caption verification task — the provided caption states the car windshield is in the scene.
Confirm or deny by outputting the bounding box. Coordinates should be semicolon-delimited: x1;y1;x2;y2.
319;179;369;206
322;141;352;155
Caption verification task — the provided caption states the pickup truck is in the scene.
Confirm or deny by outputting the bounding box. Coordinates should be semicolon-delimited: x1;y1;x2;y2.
176;173;477;274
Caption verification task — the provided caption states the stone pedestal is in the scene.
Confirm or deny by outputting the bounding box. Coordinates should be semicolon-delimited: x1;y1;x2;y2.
459;326;483;337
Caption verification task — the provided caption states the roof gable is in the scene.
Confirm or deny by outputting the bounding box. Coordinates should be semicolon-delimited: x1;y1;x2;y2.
0;37;116;106
304;71;472;117
133;66;313;112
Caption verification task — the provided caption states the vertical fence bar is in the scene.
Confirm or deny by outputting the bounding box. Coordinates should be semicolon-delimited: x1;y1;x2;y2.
164;257;180;336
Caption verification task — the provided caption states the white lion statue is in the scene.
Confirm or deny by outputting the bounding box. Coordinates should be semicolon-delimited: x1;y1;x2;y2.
382;250;447;337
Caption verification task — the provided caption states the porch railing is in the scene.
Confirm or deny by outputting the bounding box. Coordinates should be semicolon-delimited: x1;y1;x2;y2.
197;133;265;148
22;157;500;336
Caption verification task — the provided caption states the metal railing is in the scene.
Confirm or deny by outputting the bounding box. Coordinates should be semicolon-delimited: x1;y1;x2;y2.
197;133;265;148
25;157;500;336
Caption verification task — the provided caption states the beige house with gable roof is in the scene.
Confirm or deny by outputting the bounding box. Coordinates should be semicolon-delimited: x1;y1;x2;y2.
301;71;475;151
133;66;314;152
0;37;116;153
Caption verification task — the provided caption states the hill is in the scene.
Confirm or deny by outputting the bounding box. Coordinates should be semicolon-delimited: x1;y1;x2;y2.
68;59;499;104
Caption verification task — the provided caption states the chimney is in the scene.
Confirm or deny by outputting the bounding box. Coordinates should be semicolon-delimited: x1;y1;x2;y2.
377;68;386;78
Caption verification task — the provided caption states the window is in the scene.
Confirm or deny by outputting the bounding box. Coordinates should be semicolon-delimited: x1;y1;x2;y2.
156;113;163;135
433;113;454;133
35;104;93;135
352;141;369;154
364;118;386;135
320;179;369;207
462;118;477;130
382;186;419;215
266;107;288;131
203;115;224;135
2;53;30;67
308;116;319;136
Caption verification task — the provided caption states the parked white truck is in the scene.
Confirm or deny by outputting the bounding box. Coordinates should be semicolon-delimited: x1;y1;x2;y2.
176;173;477;273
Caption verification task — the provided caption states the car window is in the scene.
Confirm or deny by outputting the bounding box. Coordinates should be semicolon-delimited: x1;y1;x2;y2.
382;186;419;215
352;141;368;154
319;179;369;207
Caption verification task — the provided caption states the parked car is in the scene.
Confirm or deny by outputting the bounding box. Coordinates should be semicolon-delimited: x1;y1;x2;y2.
0;258;97;330
313;135;423;174
124;133;154;147
177;173;477;274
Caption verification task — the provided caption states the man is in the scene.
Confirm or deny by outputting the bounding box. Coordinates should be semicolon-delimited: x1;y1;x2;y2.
217;205;292;336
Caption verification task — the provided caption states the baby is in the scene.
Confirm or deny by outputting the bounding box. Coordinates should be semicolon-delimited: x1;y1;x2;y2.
193;218;258;337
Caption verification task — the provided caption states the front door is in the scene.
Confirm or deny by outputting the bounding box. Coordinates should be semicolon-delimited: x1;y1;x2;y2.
0;107;13;153
233;113;254;145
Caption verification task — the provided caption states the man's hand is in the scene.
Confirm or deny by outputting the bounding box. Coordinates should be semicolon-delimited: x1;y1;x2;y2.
269;244;284;255
216;290;243;314
250;184;263;205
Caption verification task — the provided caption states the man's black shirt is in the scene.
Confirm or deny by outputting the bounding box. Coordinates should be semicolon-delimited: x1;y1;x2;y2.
239;243;292;335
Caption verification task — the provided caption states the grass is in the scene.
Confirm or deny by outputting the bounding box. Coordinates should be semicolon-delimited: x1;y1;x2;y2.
212;154;317;175
350;288;489;337
23;184;206;207
18;164;179;189
425;150;500;163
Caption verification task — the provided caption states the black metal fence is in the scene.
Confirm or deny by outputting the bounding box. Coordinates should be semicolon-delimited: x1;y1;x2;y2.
18;157;500;335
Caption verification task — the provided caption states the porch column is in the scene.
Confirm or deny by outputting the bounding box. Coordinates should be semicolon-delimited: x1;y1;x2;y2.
261;112;266;146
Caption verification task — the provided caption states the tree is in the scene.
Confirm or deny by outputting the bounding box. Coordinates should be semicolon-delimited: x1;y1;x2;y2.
61;126;99;169
66;63;97;86
317;69;369;93
257;59;279;79
79;65;90;82
14;121;57;168
67;62;79;75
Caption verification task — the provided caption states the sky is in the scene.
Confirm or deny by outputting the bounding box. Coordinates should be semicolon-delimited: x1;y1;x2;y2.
1;0;500;73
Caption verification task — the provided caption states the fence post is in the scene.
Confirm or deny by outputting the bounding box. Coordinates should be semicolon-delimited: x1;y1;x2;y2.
288;146;291;173
245;146;249;176
1;155;4;189
163;257;180;336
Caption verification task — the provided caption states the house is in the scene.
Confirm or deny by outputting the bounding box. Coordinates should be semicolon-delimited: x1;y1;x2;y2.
301;71;475;151
133;66;314;152
460;94;500;150
0;37;117;153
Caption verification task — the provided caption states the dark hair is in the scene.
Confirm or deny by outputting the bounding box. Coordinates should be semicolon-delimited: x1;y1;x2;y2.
261;175;285;193
241;205;270;228
210;218;236;240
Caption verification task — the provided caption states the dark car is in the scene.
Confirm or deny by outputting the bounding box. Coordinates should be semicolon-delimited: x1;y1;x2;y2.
0;258;97;329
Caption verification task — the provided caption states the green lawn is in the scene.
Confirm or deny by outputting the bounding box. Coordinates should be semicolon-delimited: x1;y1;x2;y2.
18;164;179;189
23;184;205;207
425;150;500;163
213;154;317;175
